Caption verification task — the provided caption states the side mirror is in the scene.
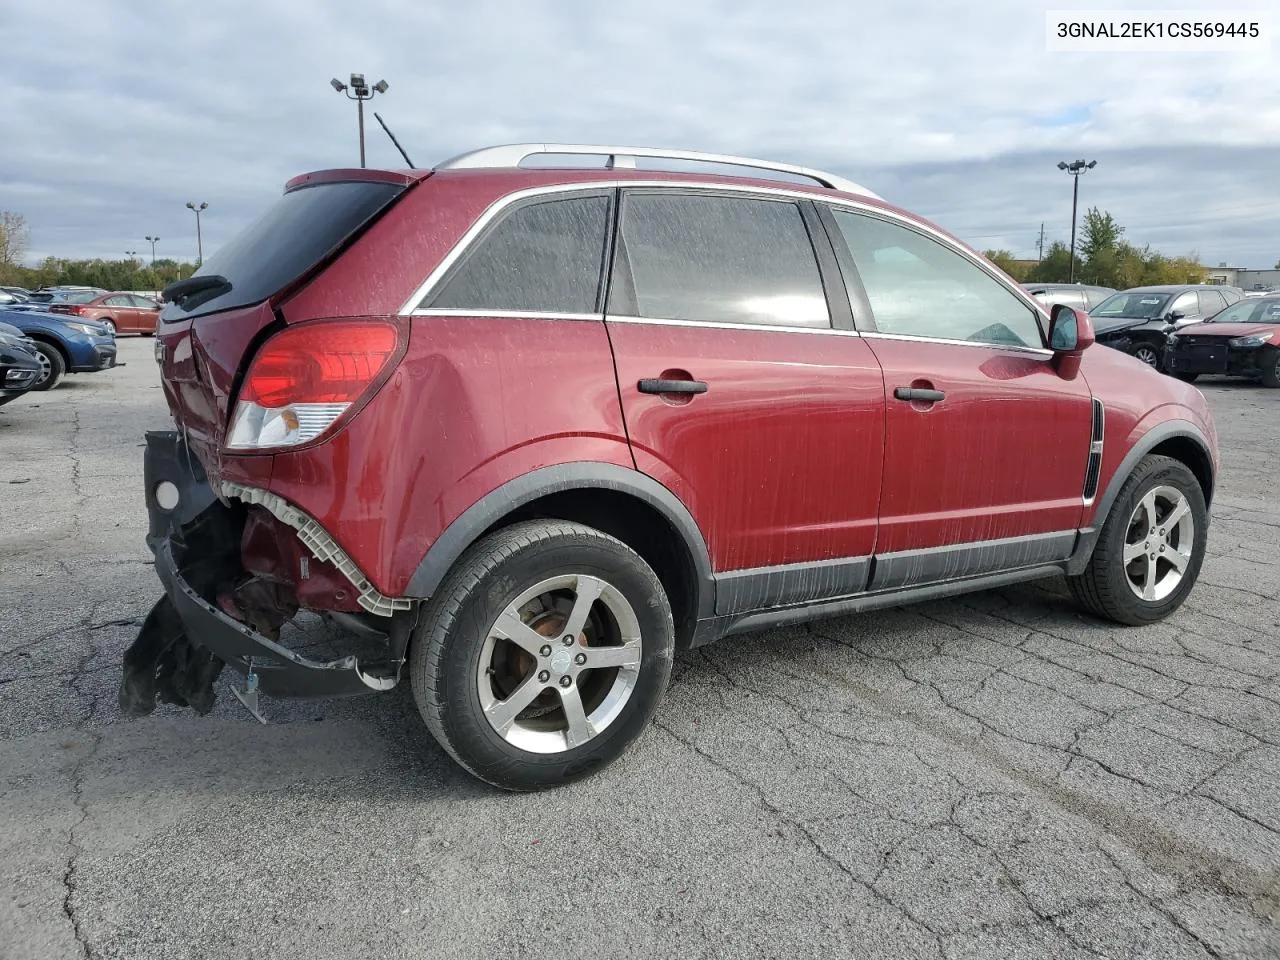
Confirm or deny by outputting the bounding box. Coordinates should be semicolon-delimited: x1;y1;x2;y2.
1167;311;1185;322
1049;304;1094;379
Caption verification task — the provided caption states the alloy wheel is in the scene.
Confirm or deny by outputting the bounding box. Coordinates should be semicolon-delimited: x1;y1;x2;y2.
1123;485;1194;602
476;573;643;754
1133;346;1158;366
35;351;52;387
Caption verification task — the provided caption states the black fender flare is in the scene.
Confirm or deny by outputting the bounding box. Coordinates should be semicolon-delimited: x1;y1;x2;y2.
1066;418;1213;575
404;463;715;618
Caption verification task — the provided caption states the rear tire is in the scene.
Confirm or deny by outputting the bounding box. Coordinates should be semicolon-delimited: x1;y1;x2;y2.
1068;455;1207;625
1260;348;1280;388
31;342;65;390
410;520;675;791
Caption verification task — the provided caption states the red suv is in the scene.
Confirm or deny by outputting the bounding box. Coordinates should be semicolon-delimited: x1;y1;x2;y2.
121;144;1220;790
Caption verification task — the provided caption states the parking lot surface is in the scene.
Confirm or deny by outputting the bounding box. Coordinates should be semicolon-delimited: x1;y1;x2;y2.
1;337;1277;959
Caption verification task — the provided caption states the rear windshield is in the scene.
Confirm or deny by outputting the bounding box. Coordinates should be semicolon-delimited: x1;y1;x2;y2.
162;180;404;321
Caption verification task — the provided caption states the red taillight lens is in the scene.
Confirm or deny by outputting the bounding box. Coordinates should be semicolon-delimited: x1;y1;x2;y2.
241;321;400;408
227;320;403;451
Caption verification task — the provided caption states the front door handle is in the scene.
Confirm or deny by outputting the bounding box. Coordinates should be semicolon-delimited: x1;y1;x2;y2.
638;378;708;395
894;386;945;403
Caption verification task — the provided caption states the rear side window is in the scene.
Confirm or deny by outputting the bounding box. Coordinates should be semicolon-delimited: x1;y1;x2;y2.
1198;289;1226;316
162;180;405;321
610;193;829;328
428;195;610;314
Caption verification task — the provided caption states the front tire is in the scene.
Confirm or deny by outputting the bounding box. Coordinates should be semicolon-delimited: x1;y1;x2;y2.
1068;455;1207;625
410;520;675;791
31;342;65;390
1131;344;1160;369
101;318;117;336
1260;348;1280;388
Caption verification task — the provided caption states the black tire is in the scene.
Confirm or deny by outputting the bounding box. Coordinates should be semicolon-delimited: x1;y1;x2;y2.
1260;348;1280;389
1130;343;1160;369
31;341;66;391
1067;455;1207;625
410;520;675;791
1174;372;1199;383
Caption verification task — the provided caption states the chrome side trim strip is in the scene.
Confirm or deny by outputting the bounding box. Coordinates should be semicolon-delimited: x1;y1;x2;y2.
606;315;862;337
861;331;1054;357
411;308;604;321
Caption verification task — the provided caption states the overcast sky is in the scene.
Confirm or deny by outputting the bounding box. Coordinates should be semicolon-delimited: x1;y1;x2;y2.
3;0;1278;269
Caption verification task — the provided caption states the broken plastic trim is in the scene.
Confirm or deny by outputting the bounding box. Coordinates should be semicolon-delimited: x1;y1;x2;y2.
221;481;413;617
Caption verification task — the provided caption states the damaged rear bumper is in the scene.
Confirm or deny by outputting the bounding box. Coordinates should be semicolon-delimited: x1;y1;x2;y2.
120;430;414;717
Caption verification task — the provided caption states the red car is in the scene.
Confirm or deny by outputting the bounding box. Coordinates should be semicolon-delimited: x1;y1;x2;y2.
1165;293;1280;386
50;291;161;336
121;144;1219;790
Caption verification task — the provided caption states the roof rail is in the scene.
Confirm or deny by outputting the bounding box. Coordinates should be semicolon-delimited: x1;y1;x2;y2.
435;143;881;200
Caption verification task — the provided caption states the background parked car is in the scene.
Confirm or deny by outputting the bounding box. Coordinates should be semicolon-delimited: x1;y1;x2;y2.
1023;283;1115;311
0;320;43;407
48;291;162;336
0;308;118;390
1087;284;1239;369
1165;293;1280;386
0;285;33;297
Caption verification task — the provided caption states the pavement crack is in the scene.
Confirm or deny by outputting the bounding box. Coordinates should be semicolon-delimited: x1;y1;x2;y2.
61;635;103;960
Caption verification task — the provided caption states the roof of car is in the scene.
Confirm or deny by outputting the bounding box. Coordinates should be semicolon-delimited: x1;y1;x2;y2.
1120;285;1208;294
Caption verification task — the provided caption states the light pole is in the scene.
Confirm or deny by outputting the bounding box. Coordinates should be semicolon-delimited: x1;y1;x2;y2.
145;236;159;266
330;74;388;168
1057;159;1097;283
186;201;208;266
125;250;138;261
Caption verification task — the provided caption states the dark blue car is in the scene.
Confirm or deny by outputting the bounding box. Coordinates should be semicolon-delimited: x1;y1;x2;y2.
0;321;43;407
0;309;117;390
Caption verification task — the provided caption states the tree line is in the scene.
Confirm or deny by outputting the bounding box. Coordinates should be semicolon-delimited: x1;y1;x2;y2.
0;211;197;293
984;208;1223;288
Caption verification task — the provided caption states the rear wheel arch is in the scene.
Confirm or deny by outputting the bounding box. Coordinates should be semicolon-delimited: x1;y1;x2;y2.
406;464;714;647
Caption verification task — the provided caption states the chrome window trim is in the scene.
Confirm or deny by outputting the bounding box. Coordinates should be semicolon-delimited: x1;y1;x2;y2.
607;314;861;337
411;308;604;321
397;180;1052;331
860;330;1053;357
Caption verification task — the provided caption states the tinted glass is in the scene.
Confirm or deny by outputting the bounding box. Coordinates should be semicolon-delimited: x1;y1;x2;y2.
1090;292;1171;328
1197;289;1226;316
129;295;158;309
831;210;1041;347
612;193;829;328
162;180;404;322
1170;292;1197;317
429;196;609;314
104;295;132;306
1207;298;1280;324
61;291;99;304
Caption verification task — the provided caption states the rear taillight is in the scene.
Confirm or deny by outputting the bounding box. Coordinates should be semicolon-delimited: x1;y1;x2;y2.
226;320;403;451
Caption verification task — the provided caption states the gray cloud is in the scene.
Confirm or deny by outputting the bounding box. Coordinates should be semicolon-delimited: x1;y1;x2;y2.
2;0;1277;268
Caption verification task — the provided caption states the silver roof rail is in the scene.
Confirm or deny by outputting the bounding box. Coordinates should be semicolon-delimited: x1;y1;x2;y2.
435;143;881;200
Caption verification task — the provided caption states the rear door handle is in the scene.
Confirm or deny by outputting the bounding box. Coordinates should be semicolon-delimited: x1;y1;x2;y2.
893;387;945;403
638;378;708;395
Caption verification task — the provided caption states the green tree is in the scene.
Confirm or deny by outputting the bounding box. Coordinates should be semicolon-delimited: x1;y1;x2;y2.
1079;207;1123;264
1026;241;1073;283
0;211;30;282
983;249;1029;281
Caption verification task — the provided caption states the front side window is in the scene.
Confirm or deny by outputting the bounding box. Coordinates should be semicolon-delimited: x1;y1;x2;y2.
1197;289;1226;316
129;295;158;309
429;195;610;314
610;193;829;328
830;210;1042;347
104;295;132;307
1169;292;1198;317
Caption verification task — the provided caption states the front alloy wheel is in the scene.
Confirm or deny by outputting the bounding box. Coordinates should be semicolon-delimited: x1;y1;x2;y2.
1132;344;1159;367
411;520;674;791
1068;454;1207;624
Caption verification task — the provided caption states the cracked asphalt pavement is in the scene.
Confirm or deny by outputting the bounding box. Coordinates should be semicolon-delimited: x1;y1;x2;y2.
1;338;1277;959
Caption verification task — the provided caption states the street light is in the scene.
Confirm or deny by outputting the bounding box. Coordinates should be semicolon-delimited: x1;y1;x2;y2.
1057;159;1097;283
145;236;159;265
186;201;209;266
330;73;389;168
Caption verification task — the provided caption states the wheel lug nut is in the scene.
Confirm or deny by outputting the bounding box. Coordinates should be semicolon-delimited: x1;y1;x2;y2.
559;676;572;688
562;635;574;646
539;645;552;657
574;652;587;665
538;670;550;683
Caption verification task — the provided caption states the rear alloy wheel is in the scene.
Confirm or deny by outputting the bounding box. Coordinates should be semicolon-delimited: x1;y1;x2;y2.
1261;348;1280;388
31;342;65;390
410;520;674;791
1068;455;1206;624
101;318;116;336
1131;344;1160;367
